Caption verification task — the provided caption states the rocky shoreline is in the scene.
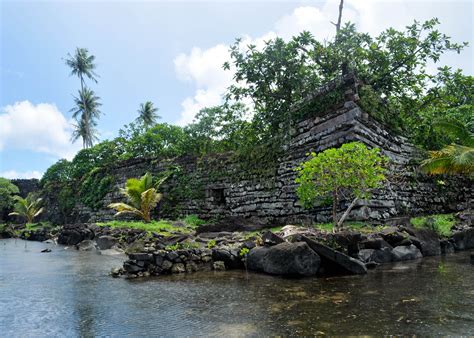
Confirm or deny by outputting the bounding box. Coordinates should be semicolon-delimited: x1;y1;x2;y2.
1;211;473;279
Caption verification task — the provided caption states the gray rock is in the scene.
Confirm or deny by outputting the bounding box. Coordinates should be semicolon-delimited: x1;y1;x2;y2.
58;224;94;245
161;260;173;270
361;238;392;250
261;231;285;246
171;263;186;273
247;246;269;271
371;248;393;263
129;253;153;262
75;240;96;251
213;261;226;271
211;248;241;269
452;228;474;251
248;242;320;276
100;248;124;256
440;240;455;255
391;245;422;261
123;260;144;273
186;261;198;273
96;235;117;250
358;249;375;263
299;235;367;275
410;228;441;256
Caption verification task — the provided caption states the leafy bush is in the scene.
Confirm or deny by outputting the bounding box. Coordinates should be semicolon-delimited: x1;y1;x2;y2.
410;214;455;238
183;214;206;228
0;178;19;212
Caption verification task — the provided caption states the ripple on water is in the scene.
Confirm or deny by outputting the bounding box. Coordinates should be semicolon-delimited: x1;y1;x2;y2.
1;239;474;336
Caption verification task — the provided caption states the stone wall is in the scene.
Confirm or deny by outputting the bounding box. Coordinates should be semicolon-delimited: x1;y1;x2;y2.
58;83;472;226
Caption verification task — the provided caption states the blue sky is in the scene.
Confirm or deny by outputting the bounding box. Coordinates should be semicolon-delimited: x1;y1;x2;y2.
1;0;472;179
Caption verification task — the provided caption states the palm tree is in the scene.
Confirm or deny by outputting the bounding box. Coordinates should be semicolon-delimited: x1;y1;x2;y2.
108;172;168;222
137;101;160;128
71;114;99;149
421;118;474;175
65;47;99;91
8;193;44;224
70;87;102;148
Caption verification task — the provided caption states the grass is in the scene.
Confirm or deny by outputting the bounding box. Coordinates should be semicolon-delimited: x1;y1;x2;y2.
96;215;206;235
97;220;191;235
410;213;455;238
313;222;388;234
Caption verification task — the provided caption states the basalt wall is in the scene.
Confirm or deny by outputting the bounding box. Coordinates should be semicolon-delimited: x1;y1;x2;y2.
59;97;472;226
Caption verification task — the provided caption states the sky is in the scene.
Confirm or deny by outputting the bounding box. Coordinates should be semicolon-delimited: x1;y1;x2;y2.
0;0;472;179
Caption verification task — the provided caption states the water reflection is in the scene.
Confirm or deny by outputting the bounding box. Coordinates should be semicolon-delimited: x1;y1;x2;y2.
0;239;473;336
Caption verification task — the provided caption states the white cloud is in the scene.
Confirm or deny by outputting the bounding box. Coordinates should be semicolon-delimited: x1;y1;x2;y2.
0;170;43;180
174;1;472;125
0;101;81;159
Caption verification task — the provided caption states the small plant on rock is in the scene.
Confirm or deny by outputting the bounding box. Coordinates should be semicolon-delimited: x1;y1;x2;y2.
207;239;217;249
108;172;167;223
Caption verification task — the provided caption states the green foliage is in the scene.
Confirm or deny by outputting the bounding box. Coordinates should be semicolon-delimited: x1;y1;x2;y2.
96;220;193;235
239;247;250;257
165;241;199;251
410;214;455;238
8;193;44;224
183;214;206;228
0;178;20;211
421;118;474;175
108;172;165;222
80;168;114;209
226;19;467;149
295;142;387;226
207;239;217;249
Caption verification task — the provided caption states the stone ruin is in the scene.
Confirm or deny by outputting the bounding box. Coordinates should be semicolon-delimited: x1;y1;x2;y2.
40;74;472;227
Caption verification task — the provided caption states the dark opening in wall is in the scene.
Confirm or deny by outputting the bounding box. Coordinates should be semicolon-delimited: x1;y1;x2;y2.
210;188;226;205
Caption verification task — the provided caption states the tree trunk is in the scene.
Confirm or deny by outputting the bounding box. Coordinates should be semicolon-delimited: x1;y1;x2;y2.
336;197;359;229
332;188;338;226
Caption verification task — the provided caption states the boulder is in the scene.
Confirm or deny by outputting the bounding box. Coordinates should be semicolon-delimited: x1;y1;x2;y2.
171;263;186;273
440;240;455;255
451;228;474;251
248;242;321;277
358;249;375;263
247;246;270;272
409;228;441;256
96;235;117;250
357;248;392;264
213;261;226;271
361;237;392;250
75;240;96;251
391;245;422;261
370;248;393;263
298;235;367;275
123;260;144;273
100;248;124;256
380;228;407;247
211;248;242;269
261;231;285;246
58;224;94;245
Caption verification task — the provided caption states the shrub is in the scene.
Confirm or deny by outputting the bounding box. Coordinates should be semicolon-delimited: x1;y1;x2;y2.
296;142;387;228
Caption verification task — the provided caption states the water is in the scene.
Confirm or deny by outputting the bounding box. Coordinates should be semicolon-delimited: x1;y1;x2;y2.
1;239;473;336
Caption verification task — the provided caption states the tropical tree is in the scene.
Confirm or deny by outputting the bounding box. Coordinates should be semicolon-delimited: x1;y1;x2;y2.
66;47;102;148
421;118;474;175
0;178;19;212
8;193;44;224
108;172;167;222
295;142;387;228
65;47;99;91
70;87;102;148
137;101;160;128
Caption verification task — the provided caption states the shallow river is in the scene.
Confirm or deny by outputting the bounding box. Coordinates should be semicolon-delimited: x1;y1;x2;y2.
1;239;473;336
